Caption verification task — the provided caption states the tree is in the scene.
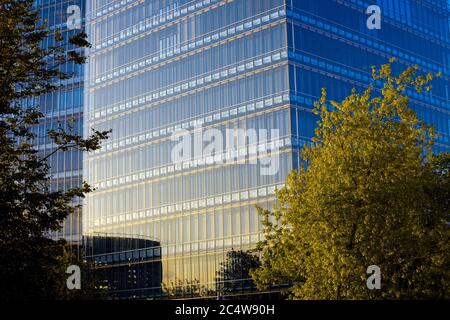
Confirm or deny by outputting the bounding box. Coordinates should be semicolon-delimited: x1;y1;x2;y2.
215;250;261;299
162;279;215;299
251;61;450;299
0;0;109;300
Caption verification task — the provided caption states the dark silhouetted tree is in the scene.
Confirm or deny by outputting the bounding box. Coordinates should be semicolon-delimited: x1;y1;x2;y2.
0;0;109;300
216;250;261;298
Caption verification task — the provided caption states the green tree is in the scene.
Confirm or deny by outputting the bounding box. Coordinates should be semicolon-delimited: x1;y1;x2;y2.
251;61;449;299
0;0;109;300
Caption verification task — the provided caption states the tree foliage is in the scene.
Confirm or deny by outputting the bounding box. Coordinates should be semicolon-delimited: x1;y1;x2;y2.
162;279;215;299
251;61;449;299
0;0;109;300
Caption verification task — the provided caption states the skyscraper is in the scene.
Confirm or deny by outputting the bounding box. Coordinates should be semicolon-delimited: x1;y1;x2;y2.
83;0;449;298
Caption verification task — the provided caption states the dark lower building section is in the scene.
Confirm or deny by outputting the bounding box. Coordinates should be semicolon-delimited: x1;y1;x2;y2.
83;235;162;299
83;236;279;299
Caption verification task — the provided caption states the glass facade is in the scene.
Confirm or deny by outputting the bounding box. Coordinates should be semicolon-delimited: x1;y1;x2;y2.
33;0;86;246
84;0;450;298
286;0;450;155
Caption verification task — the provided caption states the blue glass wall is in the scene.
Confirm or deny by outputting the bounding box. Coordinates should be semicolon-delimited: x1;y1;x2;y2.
84;0;449;298
33;0;86;244
286;0;450;158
